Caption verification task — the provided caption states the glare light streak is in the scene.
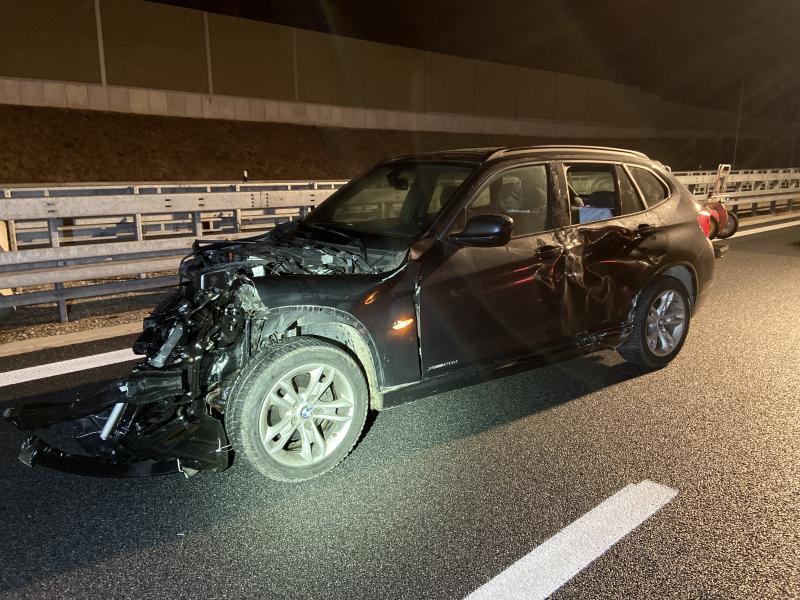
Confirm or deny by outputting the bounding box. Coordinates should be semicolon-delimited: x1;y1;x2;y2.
391;318;415;330
363;291;379;305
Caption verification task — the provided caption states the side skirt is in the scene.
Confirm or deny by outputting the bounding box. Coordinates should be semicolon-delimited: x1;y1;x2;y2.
381;343;602;410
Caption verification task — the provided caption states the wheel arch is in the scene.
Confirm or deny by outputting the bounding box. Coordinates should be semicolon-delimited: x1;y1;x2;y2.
624;262;697;335
655;263;697;310
256;306;386;411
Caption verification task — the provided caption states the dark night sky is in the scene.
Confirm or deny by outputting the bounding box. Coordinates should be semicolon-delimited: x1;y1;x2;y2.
159;0;800;121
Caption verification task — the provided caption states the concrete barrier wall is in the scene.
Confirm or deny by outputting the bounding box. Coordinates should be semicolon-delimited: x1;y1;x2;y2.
0;0;790;139
475;60;517;118
296;29;368;108
208;14;294;101
0;0;100;83
102;0;207;93
365;42;425;112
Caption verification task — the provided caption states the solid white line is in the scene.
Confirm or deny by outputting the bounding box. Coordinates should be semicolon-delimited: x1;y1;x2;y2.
733;219;800;238
464;480;678;600
0;349;138;388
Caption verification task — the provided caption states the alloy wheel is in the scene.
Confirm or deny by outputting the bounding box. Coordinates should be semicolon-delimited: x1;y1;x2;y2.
257;363;356;467
645;290;687;356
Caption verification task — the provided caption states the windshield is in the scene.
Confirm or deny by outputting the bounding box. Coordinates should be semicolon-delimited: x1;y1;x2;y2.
303;162;475;239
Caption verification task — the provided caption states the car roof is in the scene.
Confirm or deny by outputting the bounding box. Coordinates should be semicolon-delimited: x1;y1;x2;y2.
387;145;652;165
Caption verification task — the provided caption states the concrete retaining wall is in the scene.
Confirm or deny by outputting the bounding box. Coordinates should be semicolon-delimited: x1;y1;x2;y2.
0;0;789;139
2;75;768;140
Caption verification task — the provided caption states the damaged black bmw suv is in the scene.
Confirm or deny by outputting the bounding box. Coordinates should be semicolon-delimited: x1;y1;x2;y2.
6;146;716;481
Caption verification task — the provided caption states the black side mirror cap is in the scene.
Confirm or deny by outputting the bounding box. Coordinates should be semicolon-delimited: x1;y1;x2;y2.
450;214;513;247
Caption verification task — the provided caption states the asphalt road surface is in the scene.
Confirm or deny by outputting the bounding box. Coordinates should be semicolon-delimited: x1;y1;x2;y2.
0;225;798;599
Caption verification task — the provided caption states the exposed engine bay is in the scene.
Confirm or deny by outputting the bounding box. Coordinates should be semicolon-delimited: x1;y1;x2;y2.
4;230;405;477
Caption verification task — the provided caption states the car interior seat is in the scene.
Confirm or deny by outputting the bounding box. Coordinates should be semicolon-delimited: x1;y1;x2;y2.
586;190;617;211
493;180;524;212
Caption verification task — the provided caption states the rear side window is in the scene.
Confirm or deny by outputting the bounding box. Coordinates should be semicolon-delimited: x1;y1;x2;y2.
566;164;618;224
629;166;668;206
618;167;645;215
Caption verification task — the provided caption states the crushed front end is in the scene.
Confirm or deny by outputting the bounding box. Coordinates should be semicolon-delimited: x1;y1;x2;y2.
4;231;383;477
4;283;242;477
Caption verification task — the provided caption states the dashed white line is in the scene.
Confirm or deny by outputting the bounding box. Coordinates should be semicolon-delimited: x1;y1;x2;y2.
0;349;138;388
464;480;678;600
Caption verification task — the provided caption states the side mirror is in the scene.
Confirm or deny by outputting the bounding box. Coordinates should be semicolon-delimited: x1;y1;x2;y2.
450;214;513;247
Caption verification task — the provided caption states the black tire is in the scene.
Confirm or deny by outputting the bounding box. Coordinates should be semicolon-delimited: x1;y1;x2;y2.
226;337;368;482
707;215;719;239
617;276;691;369
716;210;739;239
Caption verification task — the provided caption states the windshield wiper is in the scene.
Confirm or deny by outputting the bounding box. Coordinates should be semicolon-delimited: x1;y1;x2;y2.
303;223;371;265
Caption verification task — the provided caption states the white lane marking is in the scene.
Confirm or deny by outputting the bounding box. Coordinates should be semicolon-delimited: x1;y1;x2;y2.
465;480;677;600
0;349;138;388
733;219;800;238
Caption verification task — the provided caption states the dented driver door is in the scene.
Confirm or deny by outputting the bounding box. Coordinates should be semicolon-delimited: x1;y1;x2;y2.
417;162;569;378
418;233;567;378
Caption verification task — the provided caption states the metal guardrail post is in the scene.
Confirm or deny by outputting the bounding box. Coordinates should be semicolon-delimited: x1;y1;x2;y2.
47;218;61;248
133;213;146;280
133;213;144;241
6;220;17;252
46;217;70;322
0;221;11;305
192;211;203;237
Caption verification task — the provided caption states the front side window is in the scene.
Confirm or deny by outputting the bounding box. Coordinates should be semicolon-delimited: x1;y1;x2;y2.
628;166;669;206
461;164;551;237
305;162;474;238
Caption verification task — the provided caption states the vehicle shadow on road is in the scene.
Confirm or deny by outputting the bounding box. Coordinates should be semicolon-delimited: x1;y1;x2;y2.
0;351;648;594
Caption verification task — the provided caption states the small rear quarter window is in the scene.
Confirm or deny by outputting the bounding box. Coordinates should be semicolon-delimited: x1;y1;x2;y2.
629;166;668;206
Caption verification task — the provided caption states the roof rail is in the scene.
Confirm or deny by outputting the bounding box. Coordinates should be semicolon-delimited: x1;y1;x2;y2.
489;145;650;160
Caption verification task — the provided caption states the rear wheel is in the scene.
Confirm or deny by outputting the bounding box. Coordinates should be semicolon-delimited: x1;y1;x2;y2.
716;210;739;238
617;277;691;369
707;214;720;239
226;337;368;482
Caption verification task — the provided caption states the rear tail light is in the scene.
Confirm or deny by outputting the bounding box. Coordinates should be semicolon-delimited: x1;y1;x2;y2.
697;210;712;237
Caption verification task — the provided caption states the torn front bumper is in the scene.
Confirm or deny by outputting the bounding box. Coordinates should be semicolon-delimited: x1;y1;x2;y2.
17;436;183;477
4;278;254;478
3;368;232;478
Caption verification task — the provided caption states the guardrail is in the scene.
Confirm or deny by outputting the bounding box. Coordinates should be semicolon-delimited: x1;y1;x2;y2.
673;168;800;215
0;180;344;321
1;168;798;323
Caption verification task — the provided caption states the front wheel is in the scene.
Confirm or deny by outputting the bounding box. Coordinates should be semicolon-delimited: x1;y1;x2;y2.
617;277;691;369
226;337;369;482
